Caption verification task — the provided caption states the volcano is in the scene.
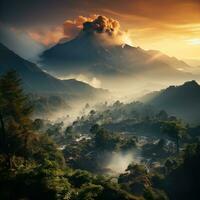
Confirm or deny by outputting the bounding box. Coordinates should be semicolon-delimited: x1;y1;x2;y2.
40;15;193;89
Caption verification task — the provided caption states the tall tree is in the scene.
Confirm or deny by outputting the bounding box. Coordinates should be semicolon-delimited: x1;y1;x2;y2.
162;121;186;153
0;71;33;168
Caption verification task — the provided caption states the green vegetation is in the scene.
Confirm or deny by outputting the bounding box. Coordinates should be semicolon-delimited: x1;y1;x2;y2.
161;121;186;153
0;72;142;199
0;71;199;200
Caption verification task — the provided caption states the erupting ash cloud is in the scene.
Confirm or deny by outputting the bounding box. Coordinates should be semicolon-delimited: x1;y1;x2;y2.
27;15;97;46
82;15;121;36
62;15;98;41
29;15;132;46
80;15;130;46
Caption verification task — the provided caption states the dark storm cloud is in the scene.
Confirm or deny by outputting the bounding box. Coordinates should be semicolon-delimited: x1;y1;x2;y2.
0;0;199;28
0;0;79;27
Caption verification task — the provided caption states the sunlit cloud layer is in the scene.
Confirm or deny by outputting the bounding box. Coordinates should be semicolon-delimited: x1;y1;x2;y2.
0;0;200;59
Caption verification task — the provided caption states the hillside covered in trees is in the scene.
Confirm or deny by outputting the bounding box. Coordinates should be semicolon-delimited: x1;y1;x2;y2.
1;71;200;200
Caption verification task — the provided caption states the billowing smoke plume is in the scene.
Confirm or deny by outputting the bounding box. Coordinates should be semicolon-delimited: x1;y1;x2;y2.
80;15;127;45
29;15;131;46
82;15;121;36
62;15;98;40
27;15;97;46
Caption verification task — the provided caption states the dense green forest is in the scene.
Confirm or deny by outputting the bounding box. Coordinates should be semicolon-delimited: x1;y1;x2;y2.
0;71;200;200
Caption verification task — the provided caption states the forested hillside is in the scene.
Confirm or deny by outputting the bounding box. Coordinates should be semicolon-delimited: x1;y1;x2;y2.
1;71;200;200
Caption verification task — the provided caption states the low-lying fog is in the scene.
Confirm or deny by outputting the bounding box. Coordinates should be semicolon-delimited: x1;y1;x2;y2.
32;68;200;175
102;150;141;174
54;72;200;101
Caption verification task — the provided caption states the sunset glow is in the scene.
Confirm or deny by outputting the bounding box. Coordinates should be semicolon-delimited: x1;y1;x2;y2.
187;38;200;45
1;0;199;60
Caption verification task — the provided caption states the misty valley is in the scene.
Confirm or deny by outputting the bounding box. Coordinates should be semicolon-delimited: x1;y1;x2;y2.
1;11;200;200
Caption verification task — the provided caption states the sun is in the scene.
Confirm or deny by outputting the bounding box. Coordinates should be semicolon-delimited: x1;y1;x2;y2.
123;33;133;46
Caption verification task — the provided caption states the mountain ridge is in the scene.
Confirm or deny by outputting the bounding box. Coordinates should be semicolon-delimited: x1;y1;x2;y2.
0;43;108;99
140;80;200;124
40;29;193;83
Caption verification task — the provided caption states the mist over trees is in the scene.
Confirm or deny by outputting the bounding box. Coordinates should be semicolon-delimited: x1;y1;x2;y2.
1;71;200;200
0;4;200;199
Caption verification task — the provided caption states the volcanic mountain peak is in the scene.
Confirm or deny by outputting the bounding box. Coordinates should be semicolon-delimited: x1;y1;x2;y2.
56;15;124;50
40;15;194;89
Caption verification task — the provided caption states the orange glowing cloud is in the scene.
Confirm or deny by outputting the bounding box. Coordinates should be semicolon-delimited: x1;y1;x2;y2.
27;27;64;46
26;8;200;59
28;15;99;46
27;15;129;46
61;15;98;42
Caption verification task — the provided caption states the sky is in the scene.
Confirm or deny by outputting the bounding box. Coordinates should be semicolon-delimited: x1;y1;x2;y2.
0;0;200;60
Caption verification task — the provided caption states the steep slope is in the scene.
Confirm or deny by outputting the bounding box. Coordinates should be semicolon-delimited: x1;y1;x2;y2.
141;80;200;123
0;43;107;99
0;43;67;93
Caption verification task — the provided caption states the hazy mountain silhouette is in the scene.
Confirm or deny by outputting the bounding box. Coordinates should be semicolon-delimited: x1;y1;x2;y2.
0;43;107;99
40;28;192;81
141;80;200;124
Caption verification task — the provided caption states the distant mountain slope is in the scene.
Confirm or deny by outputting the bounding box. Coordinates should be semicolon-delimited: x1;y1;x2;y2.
0;43;107;99
0;43;66;93
62;79;105;97
141;80;200;123
146;49;191;71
